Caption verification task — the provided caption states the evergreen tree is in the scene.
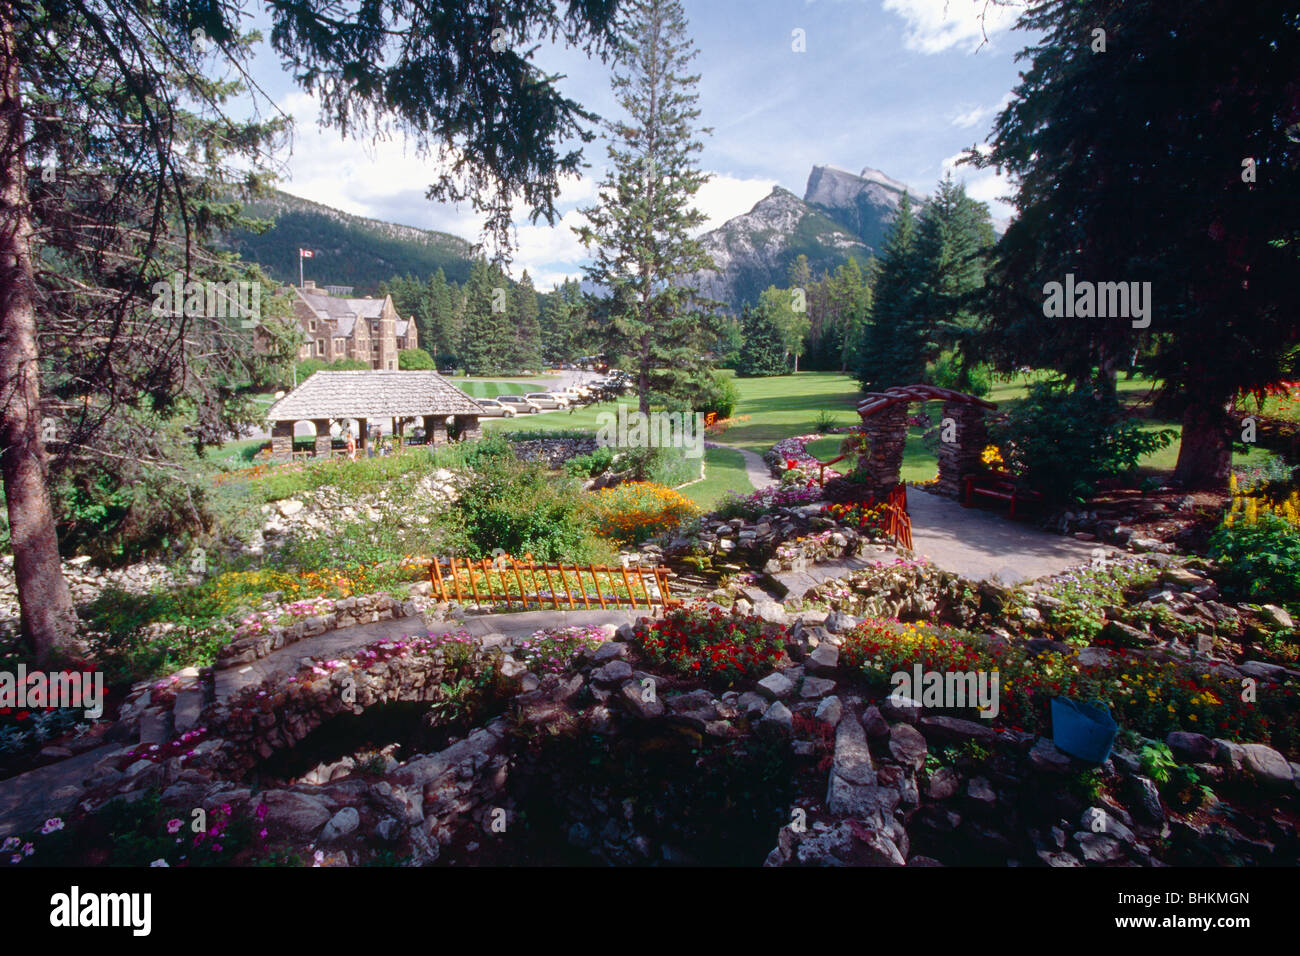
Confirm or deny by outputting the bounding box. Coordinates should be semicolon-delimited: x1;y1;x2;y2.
576;0;721;415
509;270;543;371
736;305;787;377
911;175;995;385
541;279;586;365
971;0;1300;488
459;260;513;375
854;193;925;390
426;269;458;366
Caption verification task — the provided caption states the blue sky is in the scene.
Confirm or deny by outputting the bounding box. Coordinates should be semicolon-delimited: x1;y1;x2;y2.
239;0;1033;289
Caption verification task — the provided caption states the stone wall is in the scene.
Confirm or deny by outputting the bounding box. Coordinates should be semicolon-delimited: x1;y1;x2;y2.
510;437;598;468
859;405;909;499
935;400;990;498
216;591;420;667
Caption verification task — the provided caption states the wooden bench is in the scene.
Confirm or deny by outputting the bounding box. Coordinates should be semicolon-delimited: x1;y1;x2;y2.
963;472;1041;519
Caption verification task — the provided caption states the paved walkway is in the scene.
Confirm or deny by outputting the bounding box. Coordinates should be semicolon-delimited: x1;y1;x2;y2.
0;743;118;839
907;489;1114;585
214;607;637;702
706;442;778;493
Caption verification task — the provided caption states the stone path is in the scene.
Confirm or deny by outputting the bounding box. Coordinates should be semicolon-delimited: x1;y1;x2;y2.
0;743;118;839
707;443;777;493
213;607;637;702
770;555;892;601
907;489;1116;585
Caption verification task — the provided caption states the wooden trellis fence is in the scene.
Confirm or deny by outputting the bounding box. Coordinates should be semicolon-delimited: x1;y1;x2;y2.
428;555;681;611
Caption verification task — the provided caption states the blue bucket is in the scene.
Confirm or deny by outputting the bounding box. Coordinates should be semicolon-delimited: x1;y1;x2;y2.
1051;698;1118;764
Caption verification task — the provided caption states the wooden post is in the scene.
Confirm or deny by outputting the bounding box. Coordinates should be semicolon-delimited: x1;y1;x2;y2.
449;556;464;604
620;563;638;610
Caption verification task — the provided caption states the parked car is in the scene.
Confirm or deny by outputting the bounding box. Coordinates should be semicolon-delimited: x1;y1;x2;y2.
497;395;540;413
525;392;564;410
476;398;517;417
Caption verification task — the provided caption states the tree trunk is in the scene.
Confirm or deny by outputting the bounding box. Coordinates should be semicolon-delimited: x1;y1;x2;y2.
1173;396;1234;491
0;12;79;662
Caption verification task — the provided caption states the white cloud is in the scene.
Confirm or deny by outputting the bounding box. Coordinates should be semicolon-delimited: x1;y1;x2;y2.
949;92;1013;129
938;144;1014;218
691;173;778;233
882;0;1023;55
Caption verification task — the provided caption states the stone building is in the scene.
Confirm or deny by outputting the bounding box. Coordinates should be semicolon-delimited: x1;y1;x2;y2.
290;280;418;370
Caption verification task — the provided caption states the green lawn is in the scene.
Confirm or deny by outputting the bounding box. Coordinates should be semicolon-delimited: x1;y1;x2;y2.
682;445;752;510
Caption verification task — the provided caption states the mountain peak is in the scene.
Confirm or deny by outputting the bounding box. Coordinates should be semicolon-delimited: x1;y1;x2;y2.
857;167;912;194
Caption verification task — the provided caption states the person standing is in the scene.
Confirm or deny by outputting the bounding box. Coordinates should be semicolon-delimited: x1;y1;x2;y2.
346;428;356;461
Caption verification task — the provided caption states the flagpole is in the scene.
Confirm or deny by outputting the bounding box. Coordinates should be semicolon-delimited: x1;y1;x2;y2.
299;249;304;289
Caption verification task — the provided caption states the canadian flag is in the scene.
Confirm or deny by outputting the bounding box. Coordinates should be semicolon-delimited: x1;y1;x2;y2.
299;248;314;259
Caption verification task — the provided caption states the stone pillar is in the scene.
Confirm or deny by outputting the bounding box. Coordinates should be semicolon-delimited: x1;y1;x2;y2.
312;419;332;459
271;420;294;460
424;415;447;447
454;415;482;442
860;404;908;500
935;400;990;498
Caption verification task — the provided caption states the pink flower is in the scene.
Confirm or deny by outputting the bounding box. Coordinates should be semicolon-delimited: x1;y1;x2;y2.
166;819;183;834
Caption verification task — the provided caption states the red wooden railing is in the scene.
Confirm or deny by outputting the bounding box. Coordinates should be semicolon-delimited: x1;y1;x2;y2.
428;554;680;611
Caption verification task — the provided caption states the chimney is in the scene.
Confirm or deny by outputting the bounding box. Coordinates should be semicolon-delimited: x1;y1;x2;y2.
303;280;316;290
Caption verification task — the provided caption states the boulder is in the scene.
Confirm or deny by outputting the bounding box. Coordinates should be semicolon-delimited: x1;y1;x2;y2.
1240;743;1293;789
320;807;360;842
1166;730;1216;763
756;671;795;701
259;790;331;837
888;722;928;771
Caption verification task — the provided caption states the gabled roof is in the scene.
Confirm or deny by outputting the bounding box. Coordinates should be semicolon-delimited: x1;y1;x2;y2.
857;385;997;417
266;371;485;420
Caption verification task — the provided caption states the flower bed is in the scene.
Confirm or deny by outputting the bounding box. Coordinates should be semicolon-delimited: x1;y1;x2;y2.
826;500;889;535
514;625;608;676
630;604;786;687
714;483;822;521
839;618;1299;754
590;481;698;545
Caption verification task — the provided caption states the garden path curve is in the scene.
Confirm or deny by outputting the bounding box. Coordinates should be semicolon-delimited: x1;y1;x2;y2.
906;489;1118;585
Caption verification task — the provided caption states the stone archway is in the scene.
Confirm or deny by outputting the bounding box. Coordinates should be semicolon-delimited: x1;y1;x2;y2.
855;385;997;499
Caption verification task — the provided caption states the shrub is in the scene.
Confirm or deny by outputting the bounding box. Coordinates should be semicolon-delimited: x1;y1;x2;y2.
989;382;1176;506
398;347;437;370
589;481;698;545
450;452;608;562
563;446;615;479
929;352;991;397
696;371;740;419
631;605;786;687
616;445;701;487
1208;512;1300;607
296;357;369;380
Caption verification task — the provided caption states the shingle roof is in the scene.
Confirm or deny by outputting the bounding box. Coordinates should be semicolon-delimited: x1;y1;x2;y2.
266;371;485;420
299;289;387;320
